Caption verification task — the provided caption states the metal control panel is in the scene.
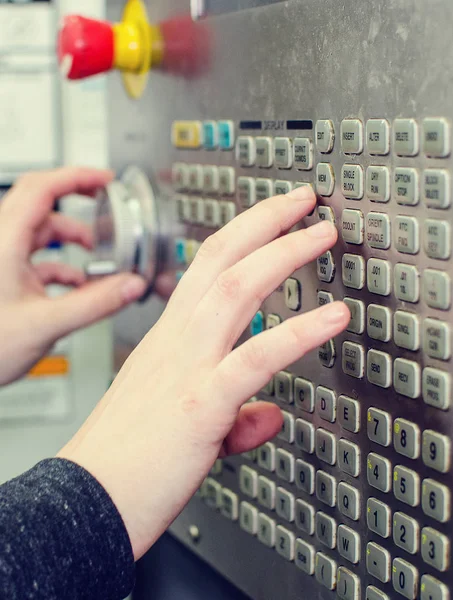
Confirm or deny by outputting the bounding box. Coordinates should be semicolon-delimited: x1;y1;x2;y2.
103;1;453;599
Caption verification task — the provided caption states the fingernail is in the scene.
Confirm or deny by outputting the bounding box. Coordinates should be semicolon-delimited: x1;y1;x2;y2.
286;185;315;201
122;276;147;303
305;220;337;238
324;302;350;325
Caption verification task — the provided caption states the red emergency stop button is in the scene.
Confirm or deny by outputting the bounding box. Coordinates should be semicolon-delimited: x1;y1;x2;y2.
58;15;115;80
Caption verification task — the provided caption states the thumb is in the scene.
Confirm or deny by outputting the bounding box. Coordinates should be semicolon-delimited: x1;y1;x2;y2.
46;274;147;339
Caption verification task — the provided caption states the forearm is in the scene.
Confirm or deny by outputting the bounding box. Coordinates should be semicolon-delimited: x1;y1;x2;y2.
0;459;135;600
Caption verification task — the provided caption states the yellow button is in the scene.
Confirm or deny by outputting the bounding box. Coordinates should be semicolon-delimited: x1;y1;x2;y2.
28;356;70;378
172;121;202;149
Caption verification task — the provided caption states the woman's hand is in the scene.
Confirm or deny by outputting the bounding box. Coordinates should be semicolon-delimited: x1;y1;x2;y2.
58;185;350;560
0;168;147;385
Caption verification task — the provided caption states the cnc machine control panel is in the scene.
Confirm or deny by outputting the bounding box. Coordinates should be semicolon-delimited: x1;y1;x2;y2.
59;1;453;599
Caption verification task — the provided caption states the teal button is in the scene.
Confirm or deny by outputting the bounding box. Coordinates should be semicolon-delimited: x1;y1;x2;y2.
250;311;264;336
175;238;186;265
176;270;185;283
203;121;217;150
218;120;234;150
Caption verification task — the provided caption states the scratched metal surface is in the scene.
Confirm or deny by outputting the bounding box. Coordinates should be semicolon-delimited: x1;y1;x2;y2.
107;0;453;598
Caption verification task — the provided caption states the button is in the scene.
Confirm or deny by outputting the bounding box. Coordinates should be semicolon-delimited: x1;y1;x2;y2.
218;120;235;150
394;168;419;206
367;350;392;388
316;120;335;153
318;290;334;306
294;378;314;413
316;470;336;506
394;119;419;156
273;137;292;169
315;511;337;549
295;459;315;495
175;238;186;265
218;167;235;195
367;119;390;155
366;165;391;203
394;311;420;351
242;447;256;462
294;181;314;194
220;489;238;520
366;586;390;600
274;180;292;196
424;219;451;259
284;278;301;311
422;479;451;523
342;209;364;244
367;407;392;447
394;263;420;302
295;539;315;575
176;195;189;222
393;465;420;507
367;452;391;493
239;501;258;535
422;430;451;473
423;321;451;361
219;201;236;226
250;311;264;336
316;163;335;196
367;305;392;342
257;513;276;548
342;341;365;378
255;136;273;168
255;178;273;202
210;459;222;475
257;476;276;509
316;429;337;466
204;199;221;227
315;552;337;590
318;205;336;223
266;313;281;329
423;367;451;409
262;377;274;396
367;498;391;538
367;258;391;295
294;137;313;170
341;119;364;154
394;418;420;460
276;487;295;522
276;525;295;561
278;411;295;443
423;118;451;158
341;164;364;199
423;169;451;209
421;527;450;572
423;269;451;310
367;542;391;583
342;254;366;289
237;176;256;208
188;165;204;192
172;163;189;191
344;298;365;334
296;499;315;535
316;386;336;422
204;477;222;508
338;524;360;564
203;121;218;150
421;575;449;600
338;482;360;520
317;251;336;283
394;216;420;255
276;449;295;482
188;198;204;225
257;442;276;472
239;465;258;498
319;339;336;368
392;558;419;600
338;395;360;433
366;212;391;249
337;567;360;600
394;512;419;555
393;358;421;399
338;439;360;477
236;136;256;167
275;371;293;404
172;120;203;149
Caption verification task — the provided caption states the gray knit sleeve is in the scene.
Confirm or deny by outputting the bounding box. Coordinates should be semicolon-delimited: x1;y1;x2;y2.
0;458;135;599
